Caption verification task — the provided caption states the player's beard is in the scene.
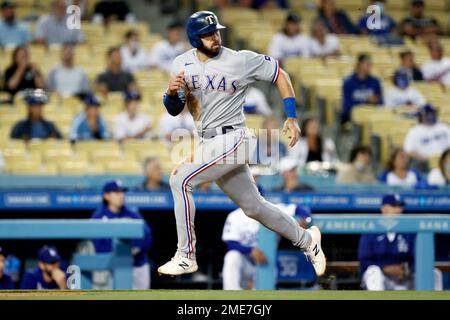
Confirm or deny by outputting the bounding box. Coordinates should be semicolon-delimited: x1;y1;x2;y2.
198;43;221;58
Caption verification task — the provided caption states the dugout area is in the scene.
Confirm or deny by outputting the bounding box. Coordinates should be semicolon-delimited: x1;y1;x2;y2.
1;208;449;291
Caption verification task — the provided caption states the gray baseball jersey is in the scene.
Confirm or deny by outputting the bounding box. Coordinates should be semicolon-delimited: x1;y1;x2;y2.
165;46;311;262
170;47;280;130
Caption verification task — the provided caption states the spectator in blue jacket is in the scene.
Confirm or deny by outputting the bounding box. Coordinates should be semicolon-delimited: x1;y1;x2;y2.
0;246;14;290
357;0;397;37
91;180;153;290
341;53;383;124
358;193;443;290
0;1;31;47
20;246;67;290
10;89;62;141
379;148;424;188
70;94;109;141
317;0;358;35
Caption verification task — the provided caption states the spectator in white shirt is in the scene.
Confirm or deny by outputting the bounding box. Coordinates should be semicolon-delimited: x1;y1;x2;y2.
159;106;195;144
243;86;272;116
113;91;154;142
149;21;187;73
384;68;426;109
404;104;450;161
421;40;450;86
379;148;422;187
427;148;450;187
268;13;310;63
309;19;340;59
120;29;151;73
46;44;90;97
288;117;338;166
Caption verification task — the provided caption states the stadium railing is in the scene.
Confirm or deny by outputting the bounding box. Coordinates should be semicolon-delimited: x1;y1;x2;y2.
0;219;144;289
256;214;450;291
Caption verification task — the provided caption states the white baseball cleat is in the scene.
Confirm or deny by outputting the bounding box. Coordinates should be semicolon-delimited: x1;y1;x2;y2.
304;226;326;276
158;255;198;276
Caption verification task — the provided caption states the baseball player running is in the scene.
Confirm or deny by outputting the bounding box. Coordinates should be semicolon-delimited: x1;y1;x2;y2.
157;11;326;277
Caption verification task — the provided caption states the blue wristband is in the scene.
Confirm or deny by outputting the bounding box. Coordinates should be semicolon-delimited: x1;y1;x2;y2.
283;97;297;118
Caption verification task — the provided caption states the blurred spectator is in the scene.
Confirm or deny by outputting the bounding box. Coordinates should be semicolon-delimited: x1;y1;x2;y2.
341;53;383;124
159;106;195;144
243;86;272;116
35;0;85;46
113;91;154;141
69;94;109;141
357;0;396;37
91;180;152;290
141;157;170;191
399;0;442;41
275;157;314;192
359;193;442;290
288;117;338;166
336;146;376;184
92;0;136;24
317;0;358;35
268;13;311;62
309;19;340;59
384;69;426;109
0;246;14;290
427;149;450;187
3;46;44;102
20;246;67;290
149;21;187;73
421;40;450;86
46;44;90;97
10;89;62;140
256;116;286;167
379;148;423;187
120;29;151;72
404;104;450;161
397;50;423;81
0;1;31;47
96;46;137;96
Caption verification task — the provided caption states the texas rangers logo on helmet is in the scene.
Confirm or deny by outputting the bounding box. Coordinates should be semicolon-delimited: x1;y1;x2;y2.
205;15;215;25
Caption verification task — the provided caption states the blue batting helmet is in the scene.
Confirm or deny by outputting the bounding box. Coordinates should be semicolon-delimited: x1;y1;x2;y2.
186;11;226;48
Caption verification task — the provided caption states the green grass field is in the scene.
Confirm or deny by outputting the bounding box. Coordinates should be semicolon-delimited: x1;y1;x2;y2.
0;290;449;300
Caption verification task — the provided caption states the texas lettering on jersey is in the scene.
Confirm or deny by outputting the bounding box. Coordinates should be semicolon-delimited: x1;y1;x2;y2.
186;74;239;94
171;47;279;130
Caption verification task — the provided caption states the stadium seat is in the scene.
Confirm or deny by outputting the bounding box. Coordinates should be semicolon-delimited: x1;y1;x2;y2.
91;149;137;163
58;160;89;175
105;161;142;175
44;150;89;166
122;140;158;153
426;0;449;10
74;141;120;153
4;150;42;167
385;0;407;10
11;164;59;175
